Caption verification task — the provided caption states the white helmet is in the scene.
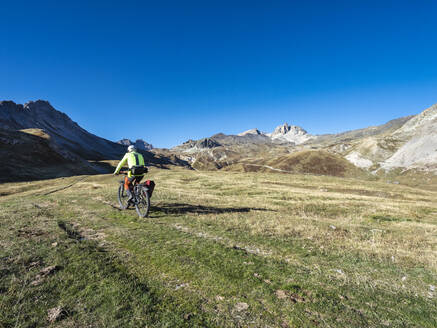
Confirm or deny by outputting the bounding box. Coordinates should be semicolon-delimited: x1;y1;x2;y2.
127;145;136;152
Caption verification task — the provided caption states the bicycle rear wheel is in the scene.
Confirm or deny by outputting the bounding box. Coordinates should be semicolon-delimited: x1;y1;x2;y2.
118;184;130;210
135;186;150;218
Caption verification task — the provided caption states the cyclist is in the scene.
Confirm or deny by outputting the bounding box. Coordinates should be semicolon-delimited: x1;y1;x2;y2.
113;145;147;202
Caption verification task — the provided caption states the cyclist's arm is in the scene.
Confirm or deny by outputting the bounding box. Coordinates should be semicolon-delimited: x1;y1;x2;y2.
114;154;128;174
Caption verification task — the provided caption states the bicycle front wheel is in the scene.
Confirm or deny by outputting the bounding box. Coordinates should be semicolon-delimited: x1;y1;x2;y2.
118;184;129;210
135;187;150;218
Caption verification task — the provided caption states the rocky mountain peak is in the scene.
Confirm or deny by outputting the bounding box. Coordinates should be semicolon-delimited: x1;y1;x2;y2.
118;138;131;145
24;100;53;109
197;138;221;149
274;122;290;135
117;138;153;150
268;122;313;145
272;122;308;136
0;101;25;113
1;100;57;114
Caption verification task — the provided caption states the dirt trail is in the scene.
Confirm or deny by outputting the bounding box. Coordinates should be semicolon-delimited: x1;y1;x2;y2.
241;163;293;173
40;176;90;196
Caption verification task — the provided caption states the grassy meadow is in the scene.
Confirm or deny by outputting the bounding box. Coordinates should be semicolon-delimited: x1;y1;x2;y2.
1;167;436;327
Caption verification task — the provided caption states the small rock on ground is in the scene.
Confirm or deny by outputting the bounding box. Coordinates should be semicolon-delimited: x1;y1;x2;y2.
47;307;64;322
234;302;249;311
275;290;288;299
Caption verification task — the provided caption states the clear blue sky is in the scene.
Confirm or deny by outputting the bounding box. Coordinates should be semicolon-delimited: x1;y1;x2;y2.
1;1;437;148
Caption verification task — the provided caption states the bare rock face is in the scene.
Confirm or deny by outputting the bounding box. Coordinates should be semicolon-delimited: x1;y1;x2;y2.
380;103;437;172
272;123;293;135
176;137;222;151
337;104;437;173
117;138;132;146
267;123;314;145
196;138;221;149
117;138;153;151
170;102;437;176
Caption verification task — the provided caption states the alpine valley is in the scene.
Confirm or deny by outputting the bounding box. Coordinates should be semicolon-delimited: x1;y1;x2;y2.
165;102;437;189
1;100;437;327
1;100;436;189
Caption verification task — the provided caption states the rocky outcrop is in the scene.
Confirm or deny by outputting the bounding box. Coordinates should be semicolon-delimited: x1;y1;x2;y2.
179;138;221;149
196;138;221;149
335;104;437;173
380;104;437;172
117;138;153;151
267;123;314;145
171;103;436;175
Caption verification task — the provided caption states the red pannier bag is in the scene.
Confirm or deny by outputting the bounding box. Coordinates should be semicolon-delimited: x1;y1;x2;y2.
145;180;155;197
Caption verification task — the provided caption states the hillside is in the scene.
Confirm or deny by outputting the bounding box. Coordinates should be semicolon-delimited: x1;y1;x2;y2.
224;150;372;179
170;103;437;180
380;103;437;171
313;116;413;146
328;104;437;174
0;127;108;182
0;100;189;181
0;100;126;160
1;98;435;184
1;168;436;326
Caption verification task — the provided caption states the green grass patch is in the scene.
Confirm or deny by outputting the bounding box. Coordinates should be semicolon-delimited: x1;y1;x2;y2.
1;168;436;327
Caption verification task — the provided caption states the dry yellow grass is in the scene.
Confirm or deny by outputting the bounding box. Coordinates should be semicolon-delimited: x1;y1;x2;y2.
19;128;51;139
1;168;436;327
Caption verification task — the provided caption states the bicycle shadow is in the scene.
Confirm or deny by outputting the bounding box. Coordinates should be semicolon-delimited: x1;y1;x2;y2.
150;202;272;216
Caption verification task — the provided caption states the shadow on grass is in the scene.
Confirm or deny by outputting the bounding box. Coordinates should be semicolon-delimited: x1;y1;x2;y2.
151;202;272;215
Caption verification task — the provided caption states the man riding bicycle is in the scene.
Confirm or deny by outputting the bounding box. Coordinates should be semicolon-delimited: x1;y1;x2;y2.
113;145;147;202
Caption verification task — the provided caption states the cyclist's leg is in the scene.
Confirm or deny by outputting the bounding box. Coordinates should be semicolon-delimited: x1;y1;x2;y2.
124;177;130;190
129;176;144;201
125;176;135;201
135;175;144;184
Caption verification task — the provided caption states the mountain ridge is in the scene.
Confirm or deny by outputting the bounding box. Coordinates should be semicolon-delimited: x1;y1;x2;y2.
0;100;189;181
169;103;436;175
0;100;125;160
117;138;154;151
1;99;435;183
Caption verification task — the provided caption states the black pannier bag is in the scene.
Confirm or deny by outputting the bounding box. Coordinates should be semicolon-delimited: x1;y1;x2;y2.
130;165;148;175
145;180;155;197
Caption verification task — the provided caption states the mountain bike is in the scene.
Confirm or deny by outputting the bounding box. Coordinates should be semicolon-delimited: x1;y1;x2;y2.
117;171;150;218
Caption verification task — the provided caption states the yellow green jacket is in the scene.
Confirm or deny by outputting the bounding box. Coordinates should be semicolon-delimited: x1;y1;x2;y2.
114;151;145;177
